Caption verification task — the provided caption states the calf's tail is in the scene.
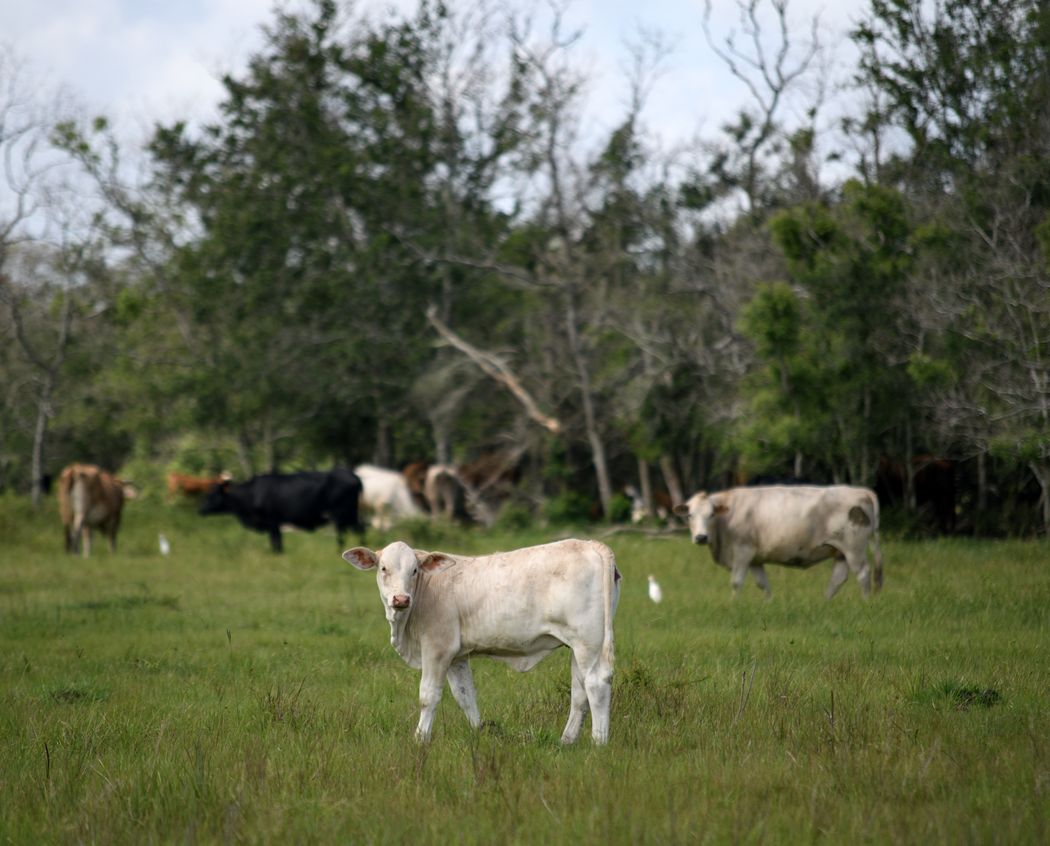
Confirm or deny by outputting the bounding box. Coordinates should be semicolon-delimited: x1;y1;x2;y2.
870;497;884;592
595;542;619;669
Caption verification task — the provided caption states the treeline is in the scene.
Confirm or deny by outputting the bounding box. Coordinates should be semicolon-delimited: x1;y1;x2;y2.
1;0;1048;535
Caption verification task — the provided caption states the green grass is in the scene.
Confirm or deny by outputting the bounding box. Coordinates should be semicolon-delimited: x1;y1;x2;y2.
1;494;1048;844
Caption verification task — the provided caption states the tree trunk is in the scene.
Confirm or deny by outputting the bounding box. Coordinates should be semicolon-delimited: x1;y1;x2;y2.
434;421;451;466
563;288;613;518
263;414;277;473
30;376;54;507
977;450;987;513
236;430;256;478
4;289;73;508
905;421;916;511
659;454;686;505
1030;461;1050;538
638;456;654;518
375;418;391;468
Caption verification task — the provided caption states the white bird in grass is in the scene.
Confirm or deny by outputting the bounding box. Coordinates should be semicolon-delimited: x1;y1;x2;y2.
158;533;171;556
647;574;663;604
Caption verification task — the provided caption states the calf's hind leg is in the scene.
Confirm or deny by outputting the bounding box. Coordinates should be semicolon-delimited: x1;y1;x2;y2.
446;658;481;730
571;644;612;745
845;548;872;597
560;653;590;745
749;564;772;598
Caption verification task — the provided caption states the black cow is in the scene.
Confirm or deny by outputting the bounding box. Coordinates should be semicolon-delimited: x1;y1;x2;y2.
199;469;364;552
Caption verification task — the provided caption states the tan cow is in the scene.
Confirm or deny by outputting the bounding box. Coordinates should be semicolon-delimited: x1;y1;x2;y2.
57;463;127;557
423;464;465;521
342;539;621;744
674;485;883;598
166;471;230;501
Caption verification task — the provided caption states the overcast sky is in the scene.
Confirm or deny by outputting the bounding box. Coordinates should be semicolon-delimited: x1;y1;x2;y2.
1;0;870;155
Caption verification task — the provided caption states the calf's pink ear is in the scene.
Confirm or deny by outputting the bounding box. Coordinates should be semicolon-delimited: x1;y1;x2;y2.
672;503;690;517
713;502;730;516
419;552;454;573
342;547;378;570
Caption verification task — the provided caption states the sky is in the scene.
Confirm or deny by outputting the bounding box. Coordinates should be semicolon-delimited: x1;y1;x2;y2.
1;0;870;158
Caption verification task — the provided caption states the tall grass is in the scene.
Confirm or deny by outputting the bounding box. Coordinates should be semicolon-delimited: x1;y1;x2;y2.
1;495;1047;843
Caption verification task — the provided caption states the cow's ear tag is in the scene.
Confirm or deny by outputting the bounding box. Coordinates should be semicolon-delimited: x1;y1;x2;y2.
342;548;377;570
419;552;454;573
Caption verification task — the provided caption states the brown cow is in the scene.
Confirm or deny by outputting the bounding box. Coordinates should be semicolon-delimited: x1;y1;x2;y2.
58;463;127;557
401;462;430;510
167;471;230;501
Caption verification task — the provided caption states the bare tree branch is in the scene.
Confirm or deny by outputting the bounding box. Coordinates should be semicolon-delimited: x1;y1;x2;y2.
425;304;562;434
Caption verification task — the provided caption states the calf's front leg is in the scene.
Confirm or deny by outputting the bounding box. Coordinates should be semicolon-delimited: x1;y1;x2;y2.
416;650;455;743
728;547;755;596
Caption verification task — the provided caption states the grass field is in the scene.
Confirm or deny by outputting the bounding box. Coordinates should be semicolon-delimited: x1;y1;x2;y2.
1;495;1047;844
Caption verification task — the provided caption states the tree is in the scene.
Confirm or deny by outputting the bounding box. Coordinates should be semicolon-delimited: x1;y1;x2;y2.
853;0;1050;533
0;47;111;503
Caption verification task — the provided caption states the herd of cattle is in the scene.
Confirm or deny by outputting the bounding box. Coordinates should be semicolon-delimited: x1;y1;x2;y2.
54;461;885;744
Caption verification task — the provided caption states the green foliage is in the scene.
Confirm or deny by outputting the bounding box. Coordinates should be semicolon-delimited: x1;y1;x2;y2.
6;0;1050;536
492;500;535;532
739;281;801;361
740;181;920;481
607;492;633;524
906;353;954;389
542;490;594;525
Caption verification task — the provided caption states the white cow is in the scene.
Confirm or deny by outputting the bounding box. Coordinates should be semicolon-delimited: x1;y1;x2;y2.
673;485;883;598
342;539;621;744
355;464;424;529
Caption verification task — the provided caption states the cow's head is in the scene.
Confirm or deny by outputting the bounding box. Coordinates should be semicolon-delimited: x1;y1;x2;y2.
673;492;728;545
342;541;455;619
198;480;231;515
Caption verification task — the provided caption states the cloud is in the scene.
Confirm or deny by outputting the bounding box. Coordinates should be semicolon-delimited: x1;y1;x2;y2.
1;0;868;153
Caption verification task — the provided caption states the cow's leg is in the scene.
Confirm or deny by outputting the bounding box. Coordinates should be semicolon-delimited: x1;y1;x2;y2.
825;556;849;599
560;652;590;745
81;527;91;559
844;547;872;598
416;651;454;743
446;657;481;730
268;527;283;553
749;564;772;598
728;548;754;596
572;643;612;745
107;518;120;553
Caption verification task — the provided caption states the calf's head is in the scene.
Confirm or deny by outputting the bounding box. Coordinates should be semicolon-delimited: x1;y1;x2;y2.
673;492;728;545
342;541;454;618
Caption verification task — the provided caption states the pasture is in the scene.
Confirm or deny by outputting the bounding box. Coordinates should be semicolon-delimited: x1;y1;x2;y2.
1;496;1047;844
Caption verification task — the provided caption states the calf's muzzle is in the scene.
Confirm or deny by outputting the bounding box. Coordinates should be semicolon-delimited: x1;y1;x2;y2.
391;594;411;609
